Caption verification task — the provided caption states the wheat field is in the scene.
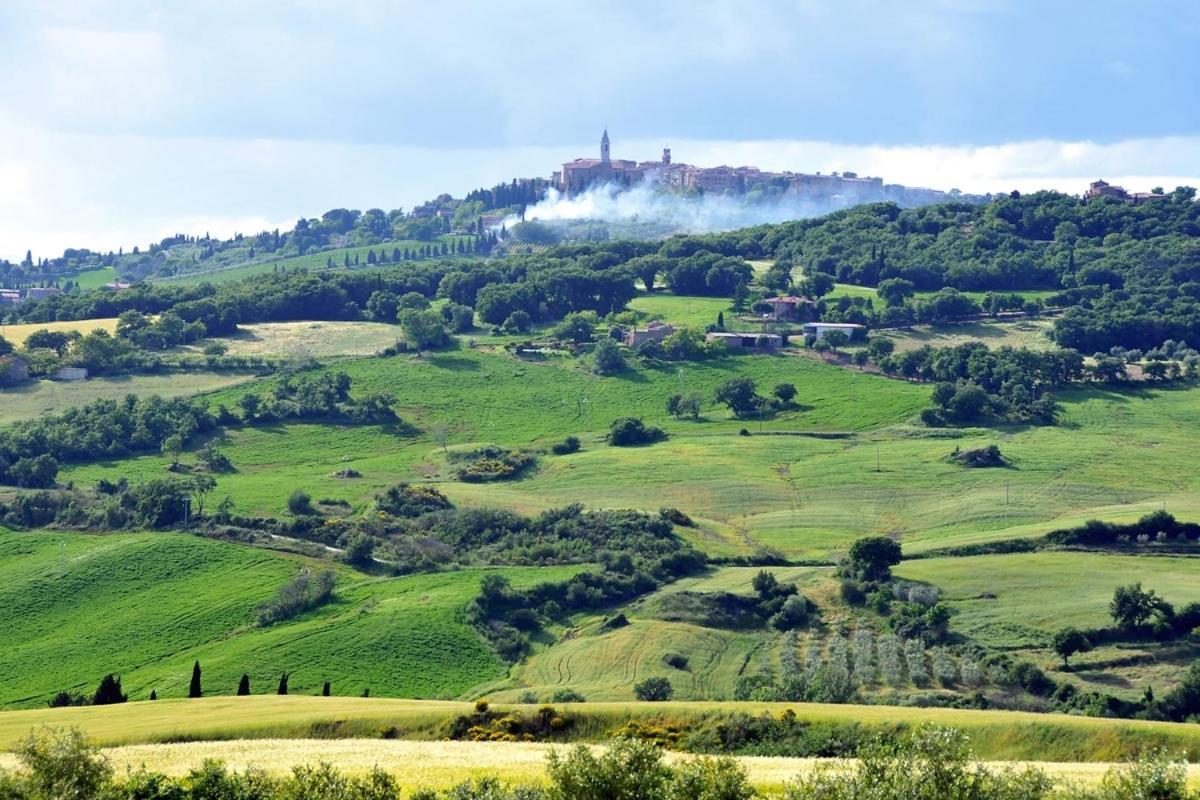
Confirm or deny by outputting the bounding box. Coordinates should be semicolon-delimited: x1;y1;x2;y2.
0;739;1195;791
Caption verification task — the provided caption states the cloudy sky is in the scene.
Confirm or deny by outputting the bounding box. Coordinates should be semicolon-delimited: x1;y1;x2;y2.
1;0;1198;260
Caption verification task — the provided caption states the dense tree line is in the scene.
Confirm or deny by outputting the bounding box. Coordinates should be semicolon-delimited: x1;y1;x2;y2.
0;374;390;488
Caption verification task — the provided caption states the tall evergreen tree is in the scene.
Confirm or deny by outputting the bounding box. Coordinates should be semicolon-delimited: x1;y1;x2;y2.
237;674;250;696
149;690;157;701
277;672;289;695
92;674;127;705
322;681;331;697
188;661;202;698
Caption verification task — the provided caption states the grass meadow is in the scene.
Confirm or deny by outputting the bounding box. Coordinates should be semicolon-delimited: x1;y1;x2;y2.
0;532;583;708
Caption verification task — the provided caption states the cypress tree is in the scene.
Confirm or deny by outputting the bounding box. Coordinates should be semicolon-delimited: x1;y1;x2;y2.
188;661;202;698
361;687;370;698
322;681;331;697
277;672;289;695
93;674;127;705
717;311;725;329
149;690;157;701
237;674;250;696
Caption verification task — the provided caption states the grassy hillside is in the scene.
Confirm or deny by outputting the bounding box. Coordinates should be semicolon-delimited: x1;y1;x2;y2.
0;532;582;708
55;348;1200;558
898;552;1200;700
159;238;472;286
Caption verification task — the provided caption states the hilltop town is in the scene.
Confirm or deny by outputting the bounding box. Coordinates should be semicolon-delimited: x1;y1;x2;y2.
553;129;991;208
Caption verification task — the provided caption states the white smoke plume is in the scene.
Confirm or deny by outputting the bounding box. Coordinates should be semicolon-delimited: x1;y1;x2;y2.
517;180;911;236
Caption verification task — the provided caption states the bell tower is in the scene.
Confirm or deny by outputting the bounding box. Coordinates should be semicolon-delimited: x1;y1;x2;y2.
662;144;671;166
600;128;611;164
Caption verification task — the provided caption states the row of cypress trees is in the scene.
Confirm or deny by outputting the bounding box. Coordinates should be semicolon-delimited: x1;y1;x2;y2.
176;661;331;699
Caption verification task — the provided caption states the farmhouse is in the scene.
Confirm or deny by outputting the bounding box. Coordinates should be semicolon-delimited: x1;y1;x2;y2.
706;332;784;351
0;355;29;386
25;286;61;301
53;366;88;382
802;322;866;342
762;295;818;322
625;321;675;347
1084;179;1167;204
0;289;21;306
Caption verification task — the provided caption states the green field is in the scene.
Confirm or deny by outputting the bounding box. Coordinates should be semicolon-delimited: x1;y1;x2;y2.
628;292;746;331
159;238;473;286
0;532;583;709
0;372;257;425
877;319;1058;353
53;346;1200;559
71;266;118;289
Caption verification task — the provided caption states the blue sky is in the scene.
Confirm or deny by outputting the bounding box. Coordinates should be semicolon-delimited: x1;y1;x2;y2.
1;0;1198;259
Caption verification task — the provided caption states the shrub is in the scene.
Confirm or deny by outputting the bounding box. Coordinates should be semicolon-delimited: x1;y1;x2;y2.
659;507;694;527
773;383;797;404
634;676;674;701
256;568;336;626
845;536;902;581
951;444;1006;468
608;417;666;446
91;674;126;706
287;489;315;516
17;728;113;800
339;532;376;568
770;594;811;630
452;447;537;482
550;689;587;703
551;436;581;455
663;652;690;670
376;482;453;517
840;579;866;606
592;338;627;375
547;738;671;800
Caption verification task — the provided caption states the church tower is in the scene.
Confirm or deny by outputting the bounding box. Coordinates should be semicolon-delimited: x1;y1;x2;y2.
662;145;671;166
600;128;611;164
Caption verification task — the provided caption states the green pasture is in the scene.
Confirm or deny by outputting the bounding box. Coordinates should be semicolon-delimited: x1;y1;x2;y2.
0;531;581;709
71;266;118;289
55;350;1200;559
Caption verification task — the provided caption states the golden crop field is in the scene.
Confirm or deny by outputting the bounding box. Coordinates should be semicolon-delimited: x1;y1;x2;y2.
0;739;1196;791
3;696;1200;763
0;317;120;345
